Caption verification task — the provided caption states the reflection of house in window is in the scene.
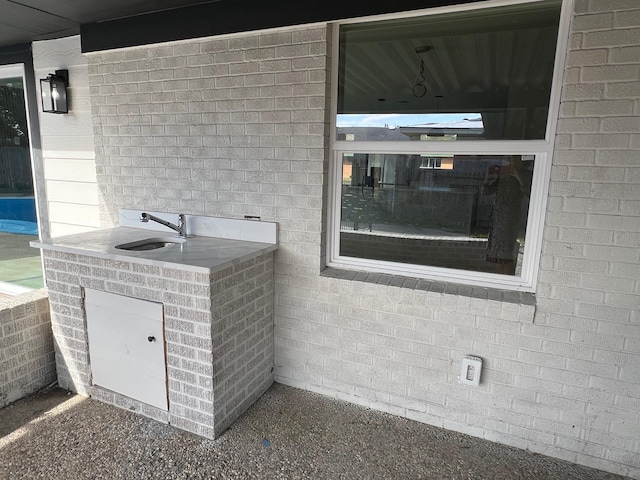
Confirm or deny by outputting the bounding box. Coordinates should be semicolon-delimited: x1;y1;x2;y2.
342;153;353;185
400;117;484;141
419;156;454;170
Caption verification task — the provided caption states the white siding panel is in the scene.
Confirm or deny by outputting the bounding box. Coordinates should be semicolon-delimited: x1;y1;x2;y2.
39;135;97;153
37;90;94;137
31;40;86;69
33;35;100;237
49;222;98;237
46;180;99;205
44;158;97;182
47;202;101;228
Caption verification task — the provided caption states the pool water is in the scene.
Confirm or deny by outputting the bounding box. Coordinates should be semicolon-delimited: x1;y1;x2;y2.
0;197;38;235
0;219;38;235
0;197;43;291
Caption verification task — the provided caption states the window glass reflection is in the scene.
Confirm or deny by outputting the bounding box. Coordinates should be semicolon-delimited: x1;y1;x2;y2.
339;153;534;275
337;1;561;140
0;73;43;293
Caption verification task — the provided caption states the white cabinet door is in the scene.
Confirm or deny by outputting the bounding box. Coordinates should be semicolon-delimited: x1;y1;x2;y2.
85;289;168;410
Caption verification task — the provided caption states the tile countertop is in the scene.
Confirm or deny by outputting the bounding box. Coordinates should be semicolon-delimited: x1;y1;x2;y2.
31;227;278;274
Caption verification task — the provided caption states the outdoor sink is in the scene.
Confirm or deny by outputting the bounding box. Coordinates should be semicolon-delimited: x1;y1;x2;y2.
115;237;186;251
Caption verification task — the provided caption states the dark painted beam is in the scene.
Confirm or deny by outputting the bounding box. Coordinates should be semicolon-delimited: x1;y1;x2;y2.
0;43;31;60
81;0;475;53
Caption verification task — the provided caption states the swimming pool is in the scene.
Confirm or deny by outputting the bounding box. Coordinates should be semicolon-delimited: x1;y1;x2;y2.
0;197;38;235
0;219;38;235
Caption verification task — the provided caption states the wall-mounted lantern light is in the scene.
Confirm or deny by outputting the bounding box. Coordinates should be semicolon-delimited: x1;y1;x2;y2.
40;69;69;114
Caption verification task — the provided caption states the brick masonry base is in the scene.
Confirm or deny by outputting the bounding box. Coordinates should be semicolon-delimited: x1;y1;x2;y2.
43;249;274;438
0;290;56;408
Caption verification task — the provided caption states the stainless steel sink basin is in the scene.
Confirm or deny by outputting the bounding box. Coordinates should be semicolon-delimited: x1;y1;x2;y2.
115;237;186;251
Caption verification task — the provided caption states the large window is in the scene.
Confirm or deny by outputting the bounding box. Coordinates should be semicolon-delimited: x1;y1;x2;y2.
328;0;568;291
0;64;43;295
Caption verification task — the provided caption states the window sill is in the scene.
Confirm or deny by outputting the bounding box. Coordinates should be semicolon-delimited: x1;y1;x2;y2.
321;266;536;319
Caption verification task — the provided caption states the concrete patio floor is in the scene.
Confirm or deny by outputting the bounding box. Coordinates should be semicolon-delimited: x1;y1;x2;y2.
0;383;630;480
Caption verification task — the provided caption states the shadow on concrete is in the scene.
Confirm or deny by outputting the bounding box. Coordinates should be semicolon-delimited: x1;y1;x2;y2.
0;383;631;480
0;387;71;438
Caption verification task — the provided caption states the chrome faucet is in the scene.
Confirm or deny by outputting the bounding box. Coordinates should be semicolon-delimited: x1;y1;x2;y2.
139;212;187;238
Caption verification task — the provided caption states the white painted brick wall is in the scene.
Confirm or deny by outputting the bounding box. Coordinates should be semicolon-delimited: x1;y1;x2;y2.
0;291;56;407
536;0;640;476
80;4;640;478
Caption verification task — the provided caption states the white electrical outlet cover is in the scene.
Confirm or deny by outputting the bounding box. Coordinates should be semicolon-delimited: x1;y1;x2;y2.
459;355;482;387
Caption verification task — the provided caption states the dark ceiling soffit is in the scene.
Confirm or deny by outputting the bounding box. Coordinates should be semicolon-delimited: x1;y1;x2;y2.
0;42;31;59
81;0;476;53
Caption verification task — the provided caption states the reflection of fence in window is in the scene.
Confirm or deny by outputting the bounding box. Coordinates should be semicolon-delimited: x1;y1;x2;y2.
341;154;500;237
376;186;476;235
0;147;33;193
341;186;383;231
339;153;533;275
1;83;32;194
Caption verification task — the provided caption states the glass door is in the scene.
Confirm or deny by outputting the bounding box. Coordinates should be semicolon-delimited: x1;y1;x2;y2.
0;64;43;295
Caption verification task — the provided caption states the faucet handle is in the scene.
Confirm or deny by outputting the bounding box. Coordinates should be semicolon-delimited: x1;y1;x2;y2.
178;214;187;238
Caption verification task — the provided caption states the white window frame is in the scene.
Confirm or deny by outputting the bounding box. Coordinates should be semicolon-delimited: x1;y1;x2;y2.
327;0;574;292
